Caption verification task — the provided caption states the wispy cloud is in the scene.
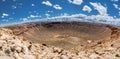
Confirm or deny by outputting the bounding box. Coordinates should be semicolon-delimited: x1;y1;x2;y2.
42;1;52;6
45;14;120;26
90;2;107;16
113;4;120;10
53;4;62;10
68;0;83;5
82;5;92;13
41;1;62;10
1;13;9;18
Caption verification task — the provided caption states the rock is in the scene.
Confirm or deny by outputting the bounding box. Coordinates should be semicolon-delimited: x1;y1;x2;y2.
23;55;35;59
4;49;11;55
0;56;14;59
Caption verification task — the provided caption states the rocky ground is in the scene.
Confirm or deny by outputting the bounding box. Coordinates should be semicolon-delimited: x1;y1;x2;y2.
0;22;120;59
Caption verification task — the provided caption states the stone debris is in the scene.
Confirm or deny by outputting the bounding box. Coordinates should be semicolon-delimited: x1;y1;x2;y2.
0;28;120;59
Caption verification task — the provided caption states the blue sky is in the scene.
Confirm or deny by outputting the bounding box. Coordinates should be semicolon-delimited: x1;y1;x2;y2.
0;0;120;26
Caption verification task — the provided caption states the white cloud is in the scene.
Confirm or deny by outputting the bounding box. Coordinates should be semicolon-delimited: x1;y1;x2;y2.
42;1;52;6
113;4;120;10
45;13;50;18
111;0;118;2
45;14;120;26
3;13;9;16
13;0;16;2
63;13;69;16
12;5;17;9
60;13;69;16
19;13;120;26
41;1;62;10
82;5;92;13
28;15;41;18
2;0;6;2
1;13;9;18
47;10;53;13
19;3;23;6
68;0;83;5
20;15;42;23
2;19;9;22
30;15;36;18
31;4;35;7
90;2;107;16
53;4;62;10
22;18;29;22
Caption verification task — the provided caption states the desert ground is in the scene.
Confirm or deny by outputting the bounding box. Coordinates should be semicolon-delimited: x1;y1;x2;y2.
0;22;120;59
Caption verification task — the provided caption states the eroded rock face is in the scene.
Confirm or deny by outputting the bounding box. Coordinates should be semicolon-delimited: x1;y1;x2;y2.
3;22;120;49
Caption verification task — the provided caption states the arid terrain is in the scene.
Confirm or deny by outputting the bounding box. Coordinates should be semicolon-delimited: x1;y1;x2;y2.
0;22;120;59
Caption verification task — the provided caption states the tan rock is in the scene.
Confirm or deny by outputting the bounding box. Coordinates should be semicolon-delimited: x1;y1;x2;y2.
0;56;14;59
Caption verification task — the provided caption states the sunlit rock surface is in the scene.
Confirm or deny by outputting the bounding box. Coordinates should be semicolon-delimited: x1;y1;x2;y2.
0;22;120;59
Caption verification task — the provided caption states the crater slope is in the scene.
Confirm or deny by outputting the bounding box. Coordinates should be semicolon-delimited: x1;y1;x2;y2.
3;22;120;49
